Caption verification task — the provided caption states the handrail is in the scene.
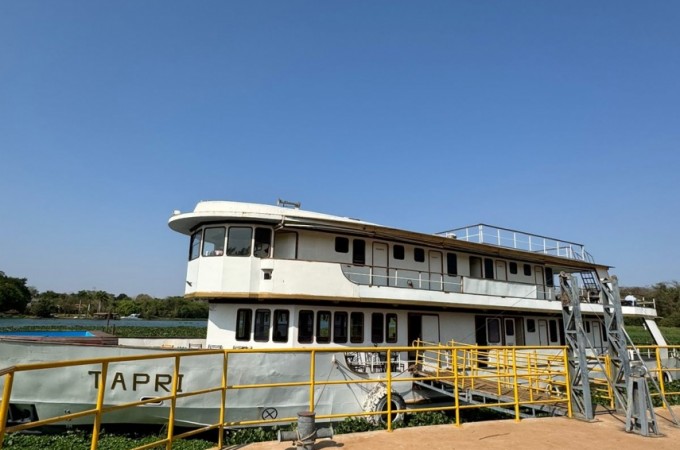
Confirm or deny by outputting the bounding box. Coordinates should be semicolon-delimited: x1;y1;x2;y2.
1;343;676;448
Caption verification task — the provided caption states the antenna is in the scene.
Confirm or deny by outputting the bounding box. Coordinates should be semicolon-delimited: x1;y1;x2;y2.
277;199;301;209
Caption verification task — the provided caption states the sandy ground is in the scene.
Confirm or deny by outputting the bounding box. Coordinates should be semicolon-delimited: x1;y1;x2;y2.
223;406;680;450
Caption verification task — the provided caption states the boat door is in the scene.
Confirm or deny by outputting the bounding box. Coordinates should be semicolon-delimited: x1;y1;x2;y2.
372;242;388;286
429;251;443;291
408;313;440;362
534;266;545;299
504;318;516;346
591;321;603;351
495;261;507;281
538;320;549;345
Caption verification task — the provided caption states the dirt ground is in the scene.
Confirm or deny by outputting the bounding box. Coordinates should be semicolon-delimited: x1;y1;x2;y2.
224;406;680;450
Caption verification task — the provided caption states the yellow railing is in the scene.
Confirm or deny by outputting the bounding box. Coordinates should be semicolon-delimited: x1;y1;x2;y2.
7;342;674;449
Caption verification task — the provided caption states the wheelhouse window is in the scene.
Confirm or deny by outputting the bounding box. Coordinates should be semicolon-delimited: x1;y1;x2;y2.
235;309;252;341
548;320;558;343
350;312;364;343
393;245;405;260
446;253;458;276
254;228;272;258
371;313;384;344
273;309;289;343
333;312;348;343
189;230;201;260
203;227;226;256
509;262;518;274
317;311;331;344
298;310;314;344
254;309;271;342
353;239;366;265
386;313;398;343
469;256;483;278
414;248;425;263
227;227;252;256
487;318;501;344
545;267;554;287
523;264;532;276
335;237;349;253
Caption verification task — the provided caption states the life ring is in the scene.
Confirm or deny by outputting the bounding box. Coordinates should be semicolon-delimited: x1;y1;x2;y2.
362;385;406;425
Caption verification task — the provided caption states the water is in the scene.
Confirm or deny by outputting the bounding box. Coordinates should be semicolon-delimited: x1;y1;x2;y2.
0;330;95;337
0;318;207;328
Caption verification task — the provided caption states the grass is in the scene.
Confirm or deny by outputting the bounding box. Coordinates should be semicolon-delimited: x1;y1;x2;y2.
625;325;680;345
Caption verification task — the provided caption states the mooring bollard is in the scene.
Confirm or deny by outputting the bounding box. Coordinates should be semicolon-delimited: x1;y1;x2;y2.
278;411;333;450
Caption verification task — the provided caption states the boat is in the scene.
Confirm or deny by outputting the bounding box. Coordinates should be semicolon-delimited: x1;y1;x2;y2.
0;200;671;428
121;313;141;320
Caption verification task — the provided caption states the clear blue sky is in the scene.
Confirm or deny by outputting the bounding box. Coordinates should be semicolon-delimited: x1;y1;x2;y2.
1;1;678;298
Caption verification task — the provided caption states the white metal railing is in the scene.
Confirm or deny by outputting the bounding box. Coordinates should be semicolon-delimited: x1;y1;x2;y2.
437;224;594;263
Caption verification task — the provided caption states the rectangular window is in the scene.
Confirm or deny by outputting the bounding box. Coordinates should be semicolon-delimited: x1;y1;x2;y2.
386;313;398;343
254;309;271;342
484;258;494;279
227;227;252;256
350;312;364;343
235;309;252;341
273;309;289;343
353;239;366;265
585;321;591;334
371;313;384;344
203;227;226;256
487;318;501;344
526;319;536;333
414;248;425;262
333;312;348;343
545;267;554;287
298;310;314;344
506;319;515;336
316;311;331;343
509;262;518;274
335;237;349;253
470;256;483;278
446;253;458;275
189;230;202;260
254;228;272;258
523;264;532;276
393;244;405;260
548;320;558;343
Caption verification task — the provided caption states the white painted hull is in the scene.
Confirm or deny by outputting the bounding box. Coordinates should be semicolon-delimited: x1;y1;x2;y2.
0;340;414;427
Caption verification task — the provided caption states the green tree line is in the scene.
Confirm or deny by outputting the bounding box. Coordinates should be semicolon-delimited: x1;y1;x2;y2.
0;271;207;319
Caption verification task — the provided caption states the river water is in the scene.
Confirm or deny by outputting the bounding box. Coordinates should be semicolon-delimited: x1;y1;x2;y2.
0;318;207;328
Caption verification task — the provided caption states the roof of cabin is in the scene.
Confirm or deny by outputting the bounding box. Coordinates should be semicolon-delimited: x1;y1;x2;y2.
168;201;609;270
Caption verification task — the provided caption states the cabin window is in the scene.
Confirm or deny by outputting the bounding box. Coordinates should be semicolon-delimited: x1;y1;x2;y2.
189;230;202;260
254;309;271;342
254;228;272;258
235;309;252;341
386;313;398;343
526;319;536;333
470;256;483;278
446;253;458;276
335;237;349;253
523;264;532;276
203;227;226;257
414;248;425;263
393;245;405;260
487;318;501;344
273;310;289;342
333;312;348;343
371;313;384;344
317;311;331;344
227;227;252;256
484;258;494;279
298;310;314;344
506;319;515;336
352;239;366;265
350;312;364;343
548;320;558;343
509;262;518;275
545;267;554;287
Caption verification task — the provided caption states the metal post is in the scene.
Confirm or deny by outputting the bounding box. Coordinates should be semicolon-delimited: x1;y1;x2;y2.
0;372;15;449
90;362;109;450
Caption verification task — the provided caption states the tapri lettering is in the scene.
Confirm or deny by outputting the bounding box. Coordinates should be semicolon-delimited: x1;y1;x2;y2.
88;371;184;393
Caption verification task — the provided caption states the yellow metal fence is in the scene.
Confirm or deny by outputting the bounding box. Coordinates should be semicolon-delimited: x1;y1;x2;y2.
0;344;675;449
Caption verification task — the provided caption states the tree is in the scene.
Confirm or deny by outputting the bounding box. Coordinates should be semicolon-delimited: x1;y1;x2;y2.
0;271;32;313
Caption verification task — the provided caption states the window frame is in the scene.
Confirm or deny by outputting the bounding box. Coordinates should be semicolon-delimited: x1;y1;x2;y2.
316;311;331;344
298;310;314;344
273;309;289;343
235;309;252;341
253;309;271;342
350;312;364;343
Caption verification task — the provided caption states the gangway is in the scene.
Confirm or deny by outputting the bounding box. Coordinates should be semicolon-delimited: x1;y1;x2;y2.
411;340;570;419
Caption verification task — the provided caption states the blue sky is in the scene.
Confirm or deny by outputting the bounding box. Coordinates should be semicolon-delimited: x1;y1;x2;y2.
1;1;678;298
